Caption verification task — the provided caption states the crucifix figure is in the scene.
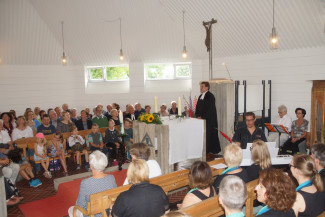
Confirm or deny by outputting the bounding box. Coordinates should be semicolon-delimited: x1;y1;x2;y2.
203;18;217;80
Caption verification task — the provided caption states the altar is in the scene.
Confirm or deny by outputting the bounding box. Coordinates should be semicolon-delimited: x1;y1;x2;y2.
133;118;206;174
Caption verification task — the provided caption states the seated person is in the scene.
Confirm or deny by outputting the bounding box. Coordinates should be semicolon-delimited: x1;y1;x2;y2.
144;105;151;114
92;106;108;128
110;109;120;126
134;102;145;119
267;105;292;148
169;101;178;115
0;119;14;154
219;175;247;217
68;127;90;171
34;133;51;179
182;106;189;117
24;110;41;133
0;152;20;185
49;109;59;128
123;118;133;159
70;108;79;123
178;161;216;209
246;139;272;182
56;111;76;133
75;110;92;131
291;154;325;216
112;103;120;111
104;119;126;170
232;112;267;149
159;104;169;117
1;112;14;136
280;108;309;155
12;116;34;142
36;114;56;135
7;149;42;187
112;159;169;217
123;143;161;185
255;168;296;217
124;105;136;121
88;124;108;154
68;151;117;217
51;132;68;176
213;143;249;194
311;143;325;191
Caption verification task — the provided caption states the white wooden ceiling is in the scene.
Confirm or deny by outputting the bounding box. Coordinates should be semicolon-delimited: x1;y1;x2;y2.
0;0;324;65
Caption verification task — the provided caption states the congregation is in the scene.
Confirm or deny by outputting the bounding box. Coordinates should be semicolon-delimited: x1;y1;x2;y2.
1;102;325;217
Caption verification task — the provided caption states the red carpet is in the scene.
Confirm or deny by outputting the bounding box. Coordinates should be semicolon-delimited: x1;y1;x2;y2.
19;169;127;217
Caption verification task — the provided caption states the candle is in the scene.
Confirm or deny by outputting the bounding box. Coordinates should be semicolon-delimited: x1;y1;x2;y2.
154;96;158;113
178;97;182;116
119;111;124;134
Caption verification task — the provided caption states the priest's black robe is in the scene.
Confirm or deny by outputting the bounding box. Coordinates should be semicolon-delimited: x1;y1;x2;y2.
195;91;221;154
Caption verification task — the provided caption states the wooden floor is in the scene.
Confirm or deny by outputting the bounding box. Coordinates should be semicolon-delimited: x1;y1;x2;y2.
7;154;217;217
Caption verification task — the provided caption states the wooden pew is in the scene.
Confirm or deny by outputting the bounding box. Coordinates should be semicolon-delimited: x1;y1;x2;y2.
72;159;227;217
181;179;259;217
318;211;325;217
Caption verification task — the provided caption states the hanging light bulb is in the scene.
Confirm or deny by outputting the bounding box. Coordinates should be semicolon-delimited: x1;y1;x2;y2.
269;0;278;49
119;49;124;62
61;21;68;66
181;10;188;59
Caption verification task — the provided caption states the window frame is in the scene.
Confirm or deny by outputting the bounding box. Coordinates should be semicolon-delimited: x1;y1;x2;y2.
87;65;130;82
145;62;192;81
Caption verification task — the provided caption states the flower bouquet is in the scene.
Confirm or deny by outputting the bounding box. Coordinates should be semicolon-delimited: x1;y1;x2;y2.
137;113;162;124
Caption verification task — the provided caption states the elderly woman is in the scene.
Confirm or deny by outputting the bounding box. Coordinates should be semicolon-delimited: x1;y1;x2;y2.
1;112;14;136
255;168;296;216
291;154;325;216
246;139;272;182
219;175;247;217
56;111;76;133
178;161;215;209
68;151;117;217
12;116;34;142
112;159;169;217
159;104;169;117
280;108;309;155
145;105;151;114
169;101;178;115
213;143;249;194
0;119;14;154
267;105;292;147
123;143;162;185
110;109;120;126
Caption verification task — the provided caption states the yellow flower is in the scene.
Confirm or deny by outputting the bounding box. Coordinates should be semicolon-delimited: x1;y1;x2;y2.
147;114;154;123
140;115;144;121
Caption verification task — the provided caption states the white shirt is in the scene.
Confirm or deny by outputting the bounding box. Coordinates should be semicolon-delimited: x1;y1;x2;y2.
0;129;11;144
68;135;85;147
12;126;33;141
275;114;292;132
123;159;162;185
200;91;208;100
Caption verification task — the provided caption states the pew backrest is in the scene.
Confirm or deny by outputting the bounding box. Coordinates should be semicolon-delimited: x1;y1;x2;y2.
181;195;224;217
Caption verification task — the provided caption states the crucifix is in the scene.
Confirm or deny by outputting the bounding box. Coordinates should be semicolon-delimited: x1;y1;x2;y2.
203;18;217;80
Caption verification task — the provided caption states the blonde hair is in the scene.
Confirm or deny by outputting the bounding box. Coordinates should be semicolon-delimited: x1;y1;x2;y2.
110;109;118;116
127;159;149;184
251;140;271;170
293;154;323;192
224;143;243;167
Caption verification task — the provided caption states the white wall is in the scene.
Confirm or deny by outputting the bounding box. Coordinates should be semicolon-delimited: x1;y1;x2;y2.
0;60;203;116
203;46;325;123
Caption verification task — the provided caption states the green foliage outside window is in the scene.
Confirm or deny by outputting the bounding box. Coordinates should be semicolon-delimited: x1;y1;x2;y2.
176;65;190;77
106;66;129;80
146;64;173;79
90;68;103;80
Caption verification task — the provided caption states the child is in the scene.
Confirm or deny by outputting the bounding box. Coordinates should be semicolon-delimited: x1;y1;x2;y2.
51;132;68;176
104;119;126;170
88;123;108;154
33;133;51;178
124;118;133;161
68;126;89;171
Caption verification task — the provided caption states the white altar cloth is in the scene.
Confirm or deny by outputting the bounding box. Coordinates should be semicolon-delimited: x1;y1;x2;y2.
162;118;204;164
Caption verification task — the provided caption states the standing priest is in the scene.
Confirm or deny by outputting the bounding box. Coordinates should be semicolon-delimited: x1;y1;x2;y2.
195;81;221;154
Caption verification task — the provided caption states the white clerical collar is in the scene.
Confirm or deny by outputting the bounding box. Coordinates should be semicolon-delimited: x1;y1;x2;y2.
200;91;208;100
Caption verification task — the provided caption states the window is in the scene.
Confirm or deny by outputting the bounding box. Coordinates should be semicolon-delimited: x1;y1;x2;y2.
145;63;191;80
87;65;129;82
